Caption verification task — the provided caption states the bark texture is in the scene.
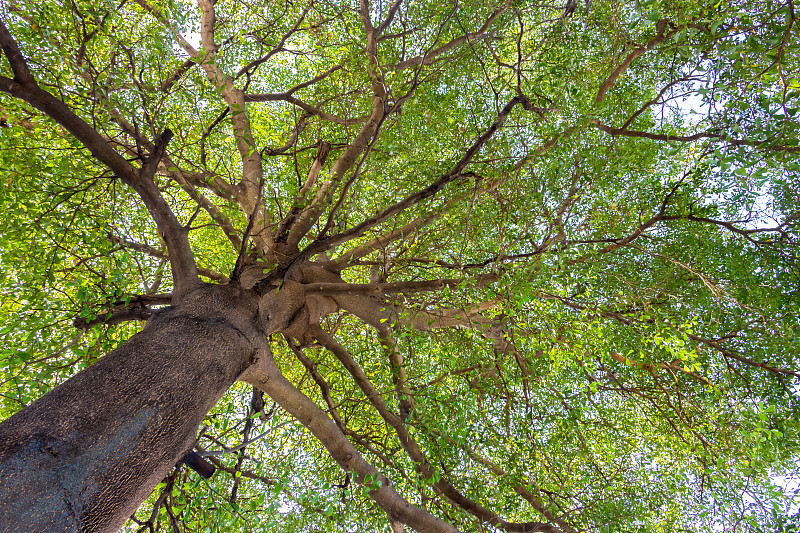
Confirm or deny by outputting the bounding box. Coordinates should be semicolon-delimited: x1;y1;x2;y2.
0;285;259;533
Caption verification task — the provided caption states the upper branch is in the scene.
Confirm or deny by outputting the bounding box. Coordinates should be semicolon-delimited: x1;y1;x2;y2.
135;0;268;222
333;177;500;268
234;2;311;79
388;0;511;71
594;19;672;107
592;119;800;153
260;0;391;257
302;97;521;258
244;92;364;125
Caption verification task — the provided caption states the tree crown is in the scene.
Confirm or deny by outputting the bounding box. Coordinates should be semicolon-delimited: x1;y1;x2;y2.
1;0;799;530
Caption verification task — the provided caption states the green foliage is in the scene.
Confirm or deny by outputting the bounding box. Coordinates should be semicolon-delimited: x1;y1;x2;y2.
1;0;798;530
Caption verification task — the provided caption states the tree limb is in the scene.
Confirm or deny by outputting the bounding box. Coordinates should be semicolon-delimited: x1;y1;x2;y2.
334;177;500;268
591;119;800;153
301;97;522;260
244;93;366;126
239;341;461;533
594;19;672;106
388;0;512;71
110;234;228;281
0;20;201;300
312;326;562;533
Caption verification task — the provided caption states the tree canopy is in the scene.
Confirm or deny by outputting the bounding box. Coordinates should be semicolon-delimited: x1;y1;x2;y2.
1;0;799;530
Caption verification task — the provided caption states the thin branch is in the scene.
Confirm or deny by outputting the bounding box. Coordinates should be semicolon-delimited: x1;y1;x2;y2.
263;114;309;156
607;351;711;385
305;278;482;295
281;141;333;249
234;2;311;79
388;0;512;71
244;92;366;125
287;340;347;430
160;58;195;93
334;177;499;268
110;234;228;281
166;166;242;250
441;432;577;533
302;97;522;259
549;294;800;379
591;119;800;153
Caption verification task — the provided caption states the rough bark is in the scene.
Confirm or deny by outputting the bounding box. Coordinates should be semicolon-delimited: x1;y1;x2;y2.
0;285;259;533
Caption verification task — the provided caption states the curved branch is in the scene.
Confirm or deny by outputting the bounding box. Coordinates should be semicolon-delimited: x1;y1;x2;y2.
0;20;201;299
388;0;512;71
244;92;366;126
135;0;271;240
547;293;800;379
607;351;711;385
234;2;311;79
239;342;461;533
283;142;334;249
263;114;309;156
443;434;577;533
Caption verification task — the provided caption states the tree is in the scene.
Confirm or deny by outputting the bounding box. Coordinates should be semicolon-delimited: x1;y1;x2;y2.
0;0;798;530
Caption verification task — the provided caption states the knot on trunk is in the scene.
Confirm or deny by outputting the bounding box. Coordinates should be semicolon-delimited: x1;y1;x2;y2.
257;264;339;345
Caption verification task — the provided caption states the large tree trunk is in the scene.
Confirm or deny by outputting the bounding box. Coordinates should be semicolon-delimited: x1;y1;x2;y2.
0;285;259;533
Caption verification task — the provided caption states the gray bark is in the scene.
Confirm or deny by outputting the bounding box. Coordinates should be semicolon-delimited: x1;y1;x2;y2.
0;285;259;533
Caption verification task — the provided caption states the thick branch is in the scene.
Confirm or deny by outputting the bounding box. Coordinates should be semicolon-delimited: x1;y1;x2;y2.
594;19;671;106
239;342;460;533
0;18;34;84
377;0;405;35
377;327;415;420
136;0;269;235
283;141;334;249
0;21;201;299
